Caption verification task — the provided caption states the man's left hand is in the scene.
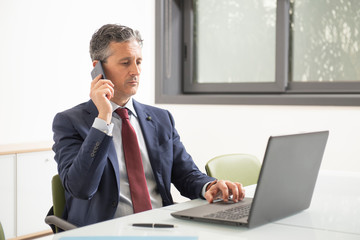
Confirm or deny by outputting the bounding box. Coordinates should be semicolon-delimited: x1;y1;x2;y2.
204;180;245;203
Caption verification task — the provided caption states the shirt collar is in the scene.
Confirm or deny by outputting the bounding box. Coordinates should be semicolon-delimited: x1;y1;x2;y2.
111;98;137;118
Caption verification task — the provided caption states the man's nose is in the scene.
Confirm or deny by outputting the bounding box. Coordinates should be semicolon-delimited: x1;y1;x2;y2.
130;63;141;75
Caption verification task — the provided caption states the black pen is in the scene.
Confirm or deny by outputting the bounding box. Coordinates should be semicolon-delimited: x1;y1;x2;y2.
132;223;175;228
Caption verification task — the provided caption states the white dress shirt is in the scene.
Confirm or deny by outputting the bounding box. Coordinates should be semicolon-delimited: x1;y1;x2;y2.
92;98;162;217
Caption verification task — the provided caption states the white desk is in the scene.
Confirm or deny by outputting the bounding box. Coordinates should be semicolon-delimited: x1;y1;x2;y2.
276;170;360;235
37;171;360;240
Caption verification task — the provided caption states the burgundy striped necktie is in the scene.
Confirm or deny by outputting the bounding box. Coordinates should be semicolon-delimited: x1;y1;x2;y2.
115;108;152;213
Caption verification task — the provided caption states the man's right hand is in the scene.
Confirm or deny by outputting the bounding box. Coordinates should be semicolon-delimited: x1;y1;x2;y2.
90;74;114;124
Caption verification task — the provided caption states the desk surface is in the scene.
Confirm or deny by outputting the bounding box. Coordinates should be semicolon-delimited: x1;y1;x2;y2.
0;141;52;155
38;171;360;240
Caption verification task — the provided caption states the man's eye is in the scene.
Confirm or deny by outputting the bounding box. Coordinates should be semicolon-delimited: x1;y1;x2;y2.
121;62;129;65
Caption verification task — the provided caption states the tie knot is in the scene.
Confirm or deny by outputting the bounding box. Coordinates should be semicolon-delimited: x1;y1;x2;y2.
115;108;129;120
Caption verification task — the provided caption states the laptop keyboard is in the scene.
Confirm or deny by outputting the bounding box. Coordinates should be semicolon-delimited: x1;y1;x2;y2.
204;204;251;220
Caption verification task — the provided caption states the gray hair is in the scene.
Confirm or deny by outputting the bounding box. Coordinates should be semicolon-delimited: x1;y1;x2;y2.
89;24;143;62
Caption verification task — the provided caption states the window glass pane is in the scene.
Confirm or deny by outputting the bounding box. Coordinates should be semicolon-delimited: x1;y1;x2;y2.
194;0;276;83
291;0;360;82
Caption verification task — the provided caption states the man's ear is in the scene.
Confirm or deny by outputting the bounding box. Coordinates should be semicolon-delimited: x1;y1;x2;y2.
92;60;99;67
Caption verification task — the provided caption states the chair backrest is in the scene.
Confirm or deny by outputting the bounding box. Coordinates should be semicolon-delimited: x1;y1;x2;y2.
52;174;66;232
205;154;261;187
0;221;5;240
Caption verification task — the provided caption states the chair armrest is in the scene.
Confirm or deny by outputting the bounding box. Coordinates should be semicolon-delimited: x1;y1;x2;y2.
45;215;77;232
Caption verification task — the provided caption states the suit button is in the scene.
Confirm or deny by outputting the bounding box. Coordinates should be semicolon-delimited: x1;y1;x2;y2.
112;201;118;207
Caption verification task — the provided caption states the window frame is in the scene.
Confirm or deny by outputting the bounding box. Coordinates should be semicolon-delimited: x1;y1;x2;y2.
183;0;288;94
155;0;360;106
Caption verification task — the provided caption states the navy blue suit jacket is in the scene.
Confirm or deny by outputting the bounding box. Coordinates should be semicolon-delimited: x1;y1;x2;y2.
52;99;214;227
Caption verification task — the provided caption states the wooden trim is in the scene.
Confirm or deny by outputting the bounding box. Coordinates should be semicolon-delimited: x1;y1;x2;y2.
9;229;53;240
0;141;53;155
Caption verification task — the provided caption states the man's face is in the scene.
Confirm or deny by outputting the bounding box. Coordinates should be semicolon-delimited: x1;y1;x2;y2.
101;40;142;104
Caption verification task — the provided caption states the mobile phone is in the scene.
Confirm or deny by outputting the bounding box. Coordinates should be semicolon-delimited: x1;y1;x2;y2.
91;61;106;80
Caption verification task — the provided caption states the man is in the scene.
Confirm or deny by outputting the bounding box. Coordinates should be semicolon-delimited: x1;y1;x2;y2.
52;24;245;228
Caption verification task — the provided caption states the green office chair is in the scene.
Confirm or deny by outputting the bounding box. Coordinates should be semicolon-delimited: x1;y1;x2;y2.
0;221;5;240
45;174;77;233
205;153;261;187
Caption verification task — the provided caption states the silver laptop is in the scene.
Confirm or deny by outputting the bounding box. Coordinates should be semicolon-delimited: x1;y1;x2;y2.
171;131;329;228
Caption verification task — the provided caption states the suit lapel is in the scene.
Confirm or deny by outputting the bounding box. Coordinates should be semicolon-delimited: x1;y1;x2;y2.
133;100;161;173
133;100;173;205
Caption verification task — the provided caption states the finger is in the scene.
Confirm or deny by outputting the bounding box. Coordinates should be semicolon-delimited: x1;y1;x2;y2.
215;180;230;202
91;74;103;86
90;83;114;102
205;183;225;203
233;182;245;202
96;84;114;100
91;75;114;91
232;182;245;201
93;79;114;89
205;190;214;203
239;183;245;200
205;186;220;203
226;181;239;202
103;87;113;100
92;80;114;95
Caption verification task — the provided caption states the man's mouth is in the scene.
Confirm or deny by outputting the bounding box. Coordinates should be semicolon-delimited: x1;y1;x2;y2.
128;77;138;84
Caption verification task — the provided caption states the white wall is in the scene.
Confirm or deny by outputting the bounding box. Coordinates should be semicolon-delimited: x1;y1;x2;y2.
163;104;360;202
161;104;360;172
1;1;360;202
0;0;155;145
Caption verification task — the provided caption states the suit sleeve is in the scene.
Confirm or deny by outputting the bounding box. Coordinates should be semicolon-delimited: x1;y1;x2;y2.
52;111;113;200
166;111;215;199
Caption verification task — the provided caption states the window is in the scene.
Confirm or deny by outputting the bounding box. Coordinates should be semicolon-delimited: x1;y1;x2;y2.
155;0;360;105
289;0;360;93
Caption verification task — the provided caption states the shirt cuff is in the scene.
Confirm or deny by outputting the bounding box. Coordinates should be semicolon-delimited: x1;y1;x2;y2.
201;181;212;198
92;117;114;136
